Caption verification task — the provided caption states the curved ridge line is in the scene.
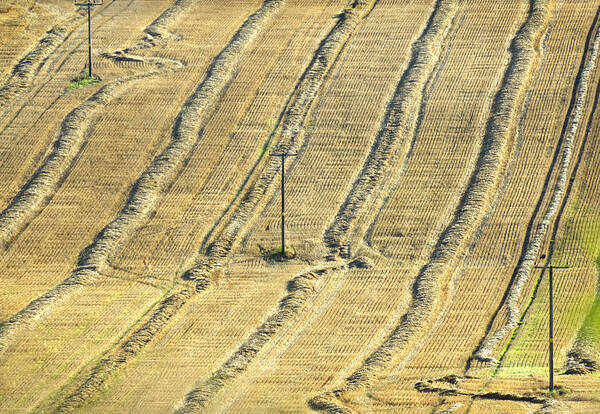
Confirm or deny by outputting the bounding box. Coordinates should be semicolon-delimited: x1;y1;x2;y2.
0;57;181;250
203;0;471;409
46;1;371;410
362;11;466;257
176;0;463;408
310;0;554;411
491;27;600;376
50;1;378;411
157;3;392;411
0;1;115;117
43;1;381;412
34;2;288;412
215;7;469;407
183;0;376;286
0;0;282;352
323;0;458;260
173;261;356;413
177;0;462;409
0;0;185;250
474;0;600;364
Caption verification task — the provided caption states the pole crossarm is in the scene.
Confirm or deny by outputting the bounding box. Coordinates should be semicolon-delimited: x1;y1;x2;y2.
74;0;103;5
269;152;297;258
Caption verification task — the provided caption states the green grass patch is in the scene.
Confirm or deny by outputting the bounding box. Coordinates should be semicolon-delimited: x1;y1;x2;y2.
258;244;296;262
305;118;317;135
572;216;600;359
258;140;270;158
66;74;100;91
542;385;570;397
492;269;545;377
498;209;600;375
577;256;600;342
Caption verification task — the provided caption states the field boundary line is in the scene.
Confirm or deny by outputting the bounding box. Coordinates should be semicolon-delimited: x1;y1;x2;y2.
491;48;600;377
386;5;562;413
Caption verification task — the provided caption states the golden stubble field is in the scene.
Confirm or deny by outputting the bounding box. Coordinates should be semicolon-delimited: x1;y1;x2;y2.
0;0;599;413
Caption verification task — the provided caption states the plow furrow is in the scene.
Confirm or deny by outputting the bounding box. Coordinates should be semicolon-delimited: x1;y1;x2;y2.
2;1;599;413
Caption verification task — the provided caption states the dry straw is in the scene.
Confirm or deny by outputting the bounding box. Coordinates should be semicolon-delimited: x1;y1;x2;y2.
415;375;549;404
42;1;289;411
54;1;378;410
174;261;373;413
311;0;554;410
0;60;180;250
185;0;376;287
0;6;88;113
0;0;195;252
324;0;458;260
0;0;282;354
475;2;600;365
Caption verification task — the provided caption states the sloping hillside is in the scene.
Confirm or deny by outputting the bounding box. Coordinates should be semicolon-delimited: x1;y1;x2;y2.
0;1;599;413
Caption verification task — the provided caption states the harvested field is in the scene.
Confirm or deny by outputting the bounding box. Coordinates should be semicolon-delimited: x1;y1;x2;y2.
1;1;599;413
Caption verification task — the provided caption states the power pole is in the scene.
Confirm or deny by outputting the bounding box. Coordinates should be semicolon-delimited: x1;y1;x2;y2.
74;0;104;77
270;151;297;259
534;249;569;392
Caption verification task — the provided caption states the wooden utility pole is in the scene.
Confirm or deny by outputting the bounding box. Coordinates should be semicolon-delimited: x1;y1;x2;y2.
74;0;104;77
270;151;297;259
534;249;569;392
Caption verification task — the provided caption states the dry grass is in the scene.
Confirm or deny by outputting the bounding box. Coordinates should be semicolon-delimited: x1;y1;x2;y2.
474;2;600;365
1;0;600;413
0;0;281;352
